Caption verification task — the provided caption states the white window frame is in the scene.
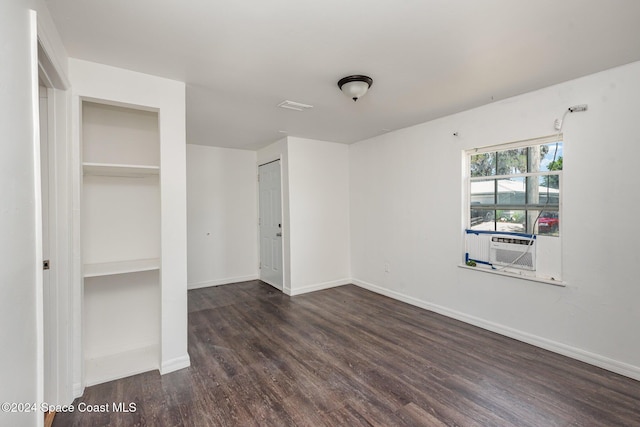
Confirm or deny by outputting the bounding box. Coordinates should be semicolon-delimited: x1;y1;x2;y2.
461;135;564;286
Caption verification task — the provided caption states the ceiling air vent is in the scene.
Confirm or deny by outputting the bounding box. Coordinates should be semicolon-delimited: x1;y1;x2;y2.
277;100;313;111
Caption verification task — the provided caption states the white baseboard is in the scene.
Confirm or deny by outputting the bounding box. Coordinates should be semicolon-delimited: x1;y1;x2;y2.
84;345;159;387
75;354;191;394
160;353;191;375
352;278;640;382
188;274;259;290
288;278;351;296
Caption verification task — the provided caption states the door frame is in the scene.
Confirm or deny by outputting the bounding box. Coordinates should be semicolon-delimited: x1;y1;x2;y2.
39;80;53;406
35;12;74;406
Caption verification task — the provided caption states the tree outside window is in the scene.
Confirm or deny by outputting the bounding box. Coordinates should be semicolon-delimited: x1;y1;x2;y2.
468;139;562;236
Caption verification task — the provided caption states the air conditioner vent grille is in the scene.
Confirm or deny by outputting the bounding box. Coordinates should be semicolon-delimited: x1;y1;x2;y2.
490;235;536;270
493;249;534;268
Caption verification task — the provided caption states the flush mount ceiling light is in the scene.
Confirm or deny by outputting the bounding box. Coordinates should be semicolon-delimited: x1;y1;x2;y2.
337;75;373;102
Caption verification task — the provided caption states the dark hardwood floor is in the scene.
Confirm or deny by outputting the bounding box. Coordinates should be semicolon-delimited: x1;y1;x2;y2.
55;281;640;426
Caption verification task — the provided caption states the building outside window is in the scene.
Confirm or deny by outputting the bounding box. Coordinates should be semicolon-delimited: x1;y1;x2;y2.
468;136;563;236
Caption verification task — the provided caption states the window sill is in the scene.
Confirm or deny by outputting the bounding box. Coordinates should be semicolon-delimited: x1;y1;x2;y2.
458;264;566;287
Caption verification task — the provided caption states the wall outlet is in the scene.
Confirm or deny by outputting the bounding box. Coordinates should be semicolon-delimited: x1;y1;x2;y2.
384;263;390;273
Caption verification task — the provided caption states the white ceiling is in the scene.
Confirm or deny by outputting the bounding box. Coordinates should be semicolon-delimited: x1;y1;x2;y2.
46;0;640;151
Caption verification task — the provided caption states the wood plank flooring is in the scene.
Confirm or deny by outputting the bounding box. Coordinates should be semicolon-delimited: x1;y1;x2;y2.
54;281;640;426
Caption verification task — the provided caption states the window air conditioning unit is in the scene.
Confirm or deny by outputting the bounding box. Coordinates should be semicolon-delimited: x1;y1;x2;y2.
489;235;536;270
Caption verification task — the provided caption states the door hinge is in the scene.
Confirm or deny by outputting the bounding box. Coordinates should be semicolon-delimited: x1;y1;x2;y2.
43;259;50;270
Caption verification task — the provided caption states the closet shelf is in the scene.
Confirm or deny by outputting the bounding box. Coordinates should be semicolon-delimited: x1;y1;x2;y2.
83;162;160;177
84;258;160;278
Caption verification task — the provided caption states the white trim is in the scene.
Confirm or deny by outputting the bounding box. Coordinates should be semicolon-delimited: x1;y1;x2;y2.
458;264;565;286
36;22;70;90
187;275;260;290
288;278;351;296
352;278;640;382
30;12;45;427
469;170;561;181
160;354;191;375
37;19;74;406
71;91;84;398
468;133;563;154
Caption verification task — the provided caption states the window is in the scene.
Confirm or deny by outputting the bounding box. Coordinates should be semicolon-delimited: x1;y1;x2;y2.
468;136;562;236
463;135;564;283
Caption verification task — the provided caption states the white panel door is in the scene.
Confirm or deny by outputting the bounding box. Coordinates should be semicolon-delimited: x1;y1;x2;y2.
259;160;283;289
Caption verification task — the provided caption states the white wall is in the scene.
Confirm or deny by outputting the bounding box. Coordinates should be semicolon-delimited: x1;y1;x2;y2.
187;145;258;288
0;5;40;427
287;137;351;294
350;60;640;380
69;59;190;386
1;1;69;425
256;137;350;295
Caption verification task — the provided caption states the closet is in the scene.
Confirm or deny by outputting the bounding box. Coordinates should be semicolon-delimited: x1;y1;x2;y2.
81;101;161;386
